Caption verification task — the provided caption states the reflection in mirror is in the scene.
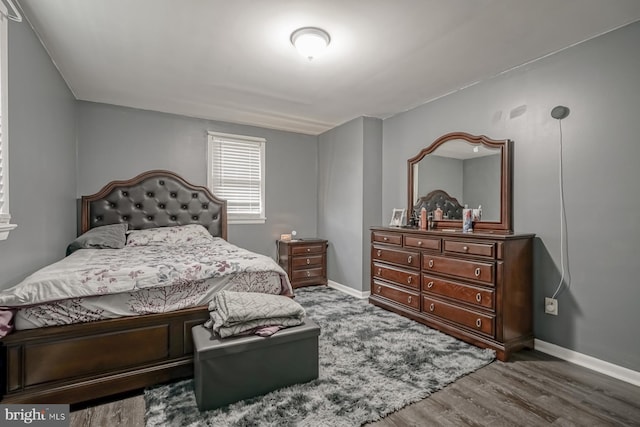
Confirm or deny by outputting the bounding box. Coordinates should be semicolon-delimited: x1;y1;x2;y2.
407;132;512;232
412;140;501;221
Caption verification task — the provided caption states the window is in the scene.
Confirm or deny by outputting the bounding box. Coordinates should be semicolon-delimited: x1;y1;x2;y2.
207;131;266;224
0;4;16;240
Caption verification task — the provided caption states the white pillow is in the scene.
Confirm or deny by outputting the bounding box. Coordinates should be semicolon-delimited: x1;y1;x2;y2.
126;224;214;247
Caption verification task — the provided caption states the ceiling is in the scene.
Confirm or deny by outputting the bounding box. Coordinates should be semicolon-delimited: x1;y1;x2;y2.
17;1;640;135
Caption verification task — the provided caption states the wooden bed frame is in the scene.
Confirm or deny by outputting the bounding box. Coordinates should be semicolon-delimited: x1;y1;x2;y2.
1;170;228;404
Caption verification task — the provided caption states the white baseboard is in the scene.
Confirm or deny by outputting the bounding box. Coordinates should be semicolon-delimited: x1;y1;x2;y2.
534;339;640;387
327;280;370;299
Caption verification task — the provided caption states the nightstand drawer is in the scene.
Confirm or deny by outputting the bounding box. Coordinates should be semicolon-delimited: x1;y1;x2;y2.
291;267;324;281
291;244;325;255
292;254;324;269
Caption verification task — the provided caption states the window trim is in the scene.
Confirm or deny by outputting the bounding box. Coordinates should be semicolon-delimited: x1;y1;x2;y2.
0;4;16;240
207;131;266;225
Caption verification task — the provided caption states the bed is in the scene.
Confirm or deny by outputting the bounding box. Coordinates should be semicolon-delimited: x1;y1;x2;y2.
0;170;291;404
412;189;464;220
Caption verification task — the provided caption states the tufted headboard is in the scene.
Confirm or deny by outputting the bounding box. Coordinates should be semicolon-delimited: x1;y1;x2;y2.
80;170;227;239
413;189;464;220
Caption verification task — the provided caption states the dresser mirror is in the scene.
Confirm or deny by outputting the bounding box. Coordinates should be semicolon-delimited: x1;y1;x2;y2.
408;132;512;232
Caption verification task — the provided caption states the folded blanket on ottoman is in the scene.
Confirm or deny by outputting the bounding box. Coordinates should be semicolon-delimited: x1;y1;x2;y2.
204;290;305;338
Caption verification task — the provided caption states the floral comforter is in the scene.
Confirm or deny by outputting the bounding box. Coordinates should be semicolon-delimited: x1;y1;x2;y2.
0;238;293;333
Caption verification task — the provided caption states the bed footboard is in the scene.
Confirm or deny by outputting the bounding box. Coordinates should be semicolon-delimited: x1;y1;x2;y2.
0;307;209;404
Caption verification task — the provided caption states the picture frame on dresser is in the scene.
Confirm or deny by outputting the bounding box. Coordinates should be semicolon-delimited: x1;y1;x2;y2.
389;208;406;227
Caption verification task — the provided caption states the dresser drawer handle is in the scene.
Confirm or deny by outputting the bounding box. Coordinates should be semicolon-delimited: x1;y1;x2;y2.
428;259;434;268
475;267;481;277
407;276;412;284
476;318;482;328
418;241;423;246
429;303;435;312
476;293;482;303
306;271;311;277
377;249;382;257
377;268;382;276
307;248;311;252
427;281;434;288
376;286;381;293
383;236;388;241
407;255;413;264
463;246;469;252
408;296;412;304
306;258;310;265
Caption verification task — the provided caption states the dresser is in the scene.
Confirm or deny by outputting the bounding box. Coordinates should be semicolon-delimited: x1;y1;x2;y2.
369;226;533;361
278;239;328;288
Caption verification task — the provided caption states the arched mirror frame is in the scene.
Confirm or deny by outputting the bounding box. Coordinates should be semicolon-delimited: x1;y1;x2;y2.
408;132;513;232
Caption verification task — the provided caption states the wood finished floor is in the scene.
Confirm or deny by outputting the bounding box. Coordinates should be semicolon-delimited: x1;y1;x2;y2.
70;349;640;427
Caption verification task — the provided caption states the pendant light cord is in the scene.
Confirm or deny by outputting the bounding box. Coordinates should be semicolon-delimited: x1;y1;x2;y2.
552;119;568;299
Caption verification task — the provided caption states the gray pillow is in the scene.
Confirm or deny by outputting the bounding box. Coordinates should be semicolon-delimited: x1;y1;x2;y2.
66;223;128;256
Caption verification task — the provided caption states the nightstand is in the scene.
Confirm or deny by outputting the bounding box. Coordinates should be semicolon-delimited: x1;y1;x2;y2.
277;239;328;288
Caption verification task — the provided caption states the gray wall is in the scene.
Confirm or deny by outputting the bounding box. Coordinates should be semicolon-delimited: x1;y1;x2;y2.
76;101;318;258
417;155;463;204
382;22;640;371
318;117;382;292
0;20;76;290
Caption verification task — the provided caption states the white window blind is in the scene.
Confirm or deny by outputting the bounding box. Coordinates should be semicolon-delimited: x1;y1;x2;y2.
207;131;266;224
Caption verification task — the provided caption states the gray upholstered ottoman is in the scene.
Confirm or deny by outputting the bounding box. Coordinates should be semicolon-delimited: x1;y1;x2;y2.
192;319;320;411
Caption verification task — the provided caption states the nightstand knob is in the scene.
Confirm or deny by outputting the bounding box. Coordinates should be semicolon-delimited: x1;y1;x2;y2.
476;293;482;302
475;267;481;277
306;271;311;277
307;248;311;252
383;237;388;241
418;241;423;246
376;286;381;293
377;250;382;257
463;246;469;252
377;268;382;276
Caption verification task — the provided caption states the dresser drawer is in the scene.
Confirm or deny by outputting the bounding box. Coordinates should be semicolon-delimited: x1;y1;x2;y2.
372;280;420;311
443;239;495;258
372;246;420;269
422;274;494;310
291;267;324;281
291;243;325;255
422;254;494;284
372;263;420;290
372;231;402;246
292;254;324;269
422;296;495;337
404;234;441;251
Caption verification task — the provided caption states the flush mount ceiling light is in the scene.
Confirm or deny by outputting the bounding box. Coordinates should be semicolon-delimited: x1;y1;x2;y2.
290;27;331;60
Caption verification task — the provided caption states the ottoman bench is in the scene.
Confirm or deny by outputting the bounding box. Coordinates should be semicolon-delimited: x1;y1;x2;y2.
192;319;320;411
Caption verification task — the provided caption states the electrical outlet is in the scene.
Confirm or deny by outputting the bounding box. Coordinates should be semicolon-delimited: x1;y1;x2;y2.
545;297;558;315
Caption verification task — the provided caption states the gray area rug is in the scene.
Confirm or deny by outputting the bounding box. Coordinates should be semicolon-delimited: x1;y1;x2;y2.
145;286;495;426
